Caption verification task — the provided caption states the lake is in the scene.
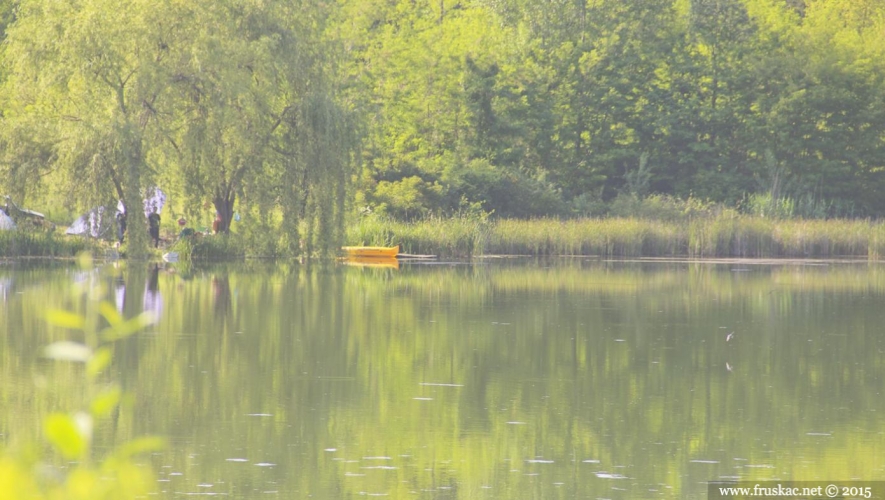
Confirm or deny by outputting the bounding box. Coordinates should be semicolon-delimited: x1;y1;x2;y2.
1;258;884;498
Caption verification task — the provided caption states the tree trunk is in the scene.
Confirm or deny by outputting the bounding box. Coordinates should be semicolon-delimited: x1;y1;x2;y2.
122;129;149;258
212;187;236;234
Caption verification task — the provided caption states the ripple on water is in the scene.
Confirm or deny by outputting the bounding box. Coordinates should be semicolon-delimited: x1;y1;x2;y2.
595;472;628;479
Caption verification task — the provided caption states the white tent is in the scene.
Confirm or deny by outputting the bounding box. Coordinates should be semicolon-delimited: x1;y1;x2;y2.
65;207;109;238
66;187;166;238
0;209;15;231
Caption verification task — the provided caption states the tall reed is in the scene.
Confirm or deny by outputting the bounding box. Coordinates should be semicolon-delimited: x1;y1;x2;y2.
0;231;96;258
348;216;489;257
183;233;249;260
348;215;885;260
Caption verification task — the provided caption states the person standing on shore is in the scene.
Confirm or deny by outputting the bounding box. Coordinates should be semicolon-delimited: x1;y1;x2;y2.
148;210;161;248
116;211;127;244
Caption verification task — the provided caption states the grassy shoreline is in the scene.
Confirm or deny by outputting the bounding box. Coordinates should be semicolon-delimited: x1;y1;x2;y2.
0;230;99;258
348;215;885;260
5;215;885;261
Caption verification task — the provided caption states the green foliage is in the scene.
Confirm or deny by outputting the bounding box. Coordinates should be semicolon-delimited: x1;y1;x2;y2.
0;255;164;499
3;0;885;249
337;0;885;219
609;193;723;222
442;159;568;217
169;232;251;261
570;189;608;217
349;212;885;259
372;176;443;220
623;152;652;197
740;191;860;220
348;213;491;258
0;230;98;257
236;218;281;259
741;192;795;219
1;0;355;258
0;0;185;255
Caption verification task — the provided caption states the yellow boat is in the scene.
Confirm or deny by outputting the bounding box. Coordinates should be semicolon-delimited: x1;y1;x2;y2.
341;245;400;258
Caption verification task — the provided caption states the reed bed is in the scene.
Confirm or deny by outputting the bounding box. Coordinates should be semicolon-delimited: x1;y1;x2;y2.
348;215;885;260
348;216;489;257
184;233;248;260
0;231;97;258
488;218;682;257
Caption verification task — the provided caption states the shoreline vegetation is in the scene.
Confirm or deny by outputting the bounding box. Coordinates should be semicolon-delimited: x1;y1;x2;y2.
351;215;885;260
0;230;98;259
4;1;885;261
6;215;885;262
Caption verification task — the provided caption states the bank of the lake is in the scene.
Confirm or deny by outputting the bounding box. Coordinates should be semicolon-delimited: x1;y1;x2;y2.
5;215;885;262
0;230;98;258
350;215;885;260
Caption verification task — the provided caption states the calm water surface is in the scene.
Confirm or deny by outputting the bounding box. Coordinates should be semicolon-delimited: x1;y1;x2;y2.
2;259;885;498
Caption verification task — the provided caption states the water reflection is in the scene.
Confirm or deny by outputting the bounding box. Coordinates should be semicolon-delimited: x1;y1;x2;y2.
2;260;885;498
0;276;11;303
212;274;231;317
143;263;163;319
114;268;126;313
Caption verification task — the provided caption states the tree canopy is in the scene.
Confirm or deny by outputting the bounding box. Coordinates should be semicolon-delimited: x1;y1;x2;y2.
339;0;885;218
0;0;354;255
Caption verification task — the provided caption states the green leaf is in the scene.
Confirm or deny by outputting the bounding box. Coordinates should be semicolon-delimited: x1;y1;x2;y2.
86;346;113;378
42;341;91;363
89;386;122;418
45;310;86;330
44;413;87;459
100;311;156;341
98;301;123;327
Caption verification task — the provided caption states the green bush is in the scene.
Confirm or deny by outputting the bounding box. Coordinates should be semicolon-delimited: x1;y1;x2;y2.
609;193;722;222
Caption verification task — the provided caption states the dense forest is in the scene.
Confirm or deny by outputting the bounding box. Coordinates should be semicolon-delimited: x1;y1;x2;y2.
339;0;885;219
1;0;885;253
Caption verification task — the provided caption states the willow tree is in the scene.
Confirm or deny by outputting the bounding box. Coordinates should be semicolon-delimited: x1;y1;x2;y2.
161;0;285;235
159;0;355;256
1;0;354;255
0;0;192;255
272;93;356;256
